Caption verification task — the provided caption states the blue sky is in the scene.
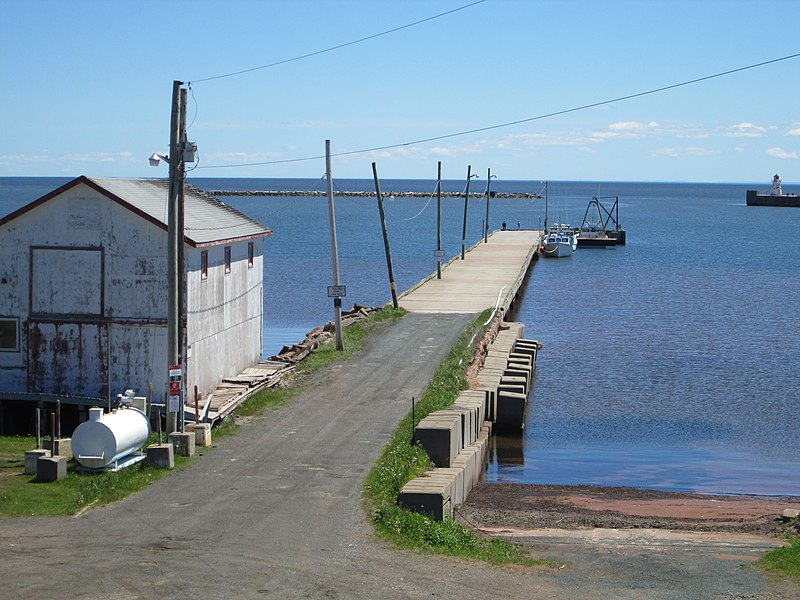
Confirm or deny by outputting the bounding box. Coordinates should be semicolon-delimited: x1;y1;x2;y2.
1;0;799;183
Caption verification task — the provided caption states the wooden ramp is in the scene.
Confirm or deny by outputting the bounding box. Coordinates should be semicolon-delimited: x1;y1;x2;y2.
399;230;542;314
185;360;292;423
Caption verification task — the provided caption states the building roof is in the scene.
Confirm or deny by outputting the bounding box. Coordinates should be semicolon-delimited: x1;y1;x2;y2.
0;176;271;247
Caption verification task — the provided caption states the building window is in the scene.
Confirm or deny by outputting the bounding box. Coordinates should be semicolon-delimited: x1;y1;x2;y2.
0;317;19;352
224;246;232;274
201;251;208;280
248;242;254;269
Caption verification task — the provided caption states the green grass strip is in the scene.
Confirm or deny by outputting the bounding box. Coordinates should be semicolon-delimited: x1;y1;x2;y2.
760;535;800;578
364;309;542;566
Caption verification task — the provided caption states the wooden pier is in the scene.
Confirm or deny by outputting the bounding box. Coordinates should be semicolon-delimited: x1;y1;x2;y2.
399;229;542;314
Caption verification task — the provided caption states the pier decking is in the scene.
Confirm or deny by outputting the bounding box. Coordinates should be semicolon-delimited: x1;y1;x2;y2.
399;230;542;314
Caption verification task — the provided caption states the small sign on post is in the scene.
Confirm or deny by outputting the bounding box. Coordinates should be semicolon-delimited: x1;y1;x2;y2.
327;285;347;298
168;364;182;413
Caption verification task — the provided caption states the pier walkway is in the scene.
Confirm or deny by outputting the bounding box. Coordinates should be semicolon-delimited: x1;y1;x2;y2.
400;229;542;314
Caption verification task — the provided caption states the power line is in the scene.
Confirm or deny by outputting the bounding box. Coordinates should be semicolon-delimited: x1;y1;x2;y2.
196;51;800;170
189;0;487;84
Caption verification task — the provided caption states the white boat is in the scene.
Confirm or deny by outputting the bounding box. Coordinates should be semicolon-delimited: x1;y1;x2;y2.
541;223;577;257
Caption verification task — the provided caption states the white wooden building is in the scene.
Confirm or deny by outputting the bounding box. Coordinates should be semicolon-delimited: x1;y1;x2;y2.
0;176;271;420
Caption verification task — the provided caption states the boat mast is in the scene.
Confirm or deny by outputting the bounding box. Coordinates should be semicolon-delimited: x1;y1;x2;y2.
544;181;548;231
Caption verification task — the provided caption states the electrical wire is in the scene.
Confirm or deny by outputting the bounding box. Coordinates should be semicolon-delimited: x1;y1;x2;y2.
195;51;800;170
189;0;487;84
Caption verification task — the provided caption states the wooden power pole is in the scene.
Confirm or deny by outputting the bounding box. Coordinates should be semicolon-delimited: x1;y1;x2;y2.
325;140;344;351
166;80;186;435
372;162;398;309
436;161;443;279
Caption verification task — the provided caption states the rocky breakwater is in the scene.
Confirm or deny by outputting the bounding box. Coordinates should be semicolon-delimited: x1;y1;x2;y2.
208;190;541;199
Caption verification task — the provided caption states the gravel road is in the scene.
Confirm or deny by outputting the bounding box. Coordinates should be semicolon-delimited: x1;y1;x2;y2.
2;313;797;599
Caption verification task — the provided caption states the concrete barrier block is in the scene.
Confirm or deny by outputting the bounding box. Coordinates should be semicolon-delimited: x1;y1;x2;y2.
168;432;195;457
24;449;49;475
186;423;212;447
146;443;174;469
496;390;527;431
439;408;474;447
450;455;472;501
43;438;73;459
398;477;452;521
36;455;67;482
415;414;460;467
431;468;465;507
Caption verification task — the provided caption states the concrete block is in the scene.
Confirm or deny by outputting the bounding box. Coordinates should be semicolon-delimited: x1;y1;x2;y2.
450;455;473;501
168;432;195;457
186;423;212;447
431;468;465;507
438;408;473;447
43;438;73;459
36;455;67;482
415;414;461;467
146;443;174;469
398;477;452;521
24;449;49;475
495;391;527;431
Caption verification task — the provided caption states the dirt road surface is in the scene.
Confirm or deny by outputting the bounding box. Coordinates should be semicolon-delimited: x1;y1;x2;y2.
2;314;798;599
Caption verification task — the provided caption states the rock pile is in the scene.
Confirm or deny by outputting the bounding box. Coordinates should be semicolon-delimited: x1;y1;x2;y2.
268;304;380;364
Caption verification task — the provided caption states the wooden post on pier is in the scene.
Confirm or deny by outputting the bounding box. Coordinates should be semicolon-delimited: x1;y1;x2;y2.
461;165;478;260
372;162;399;309
436;161;443;279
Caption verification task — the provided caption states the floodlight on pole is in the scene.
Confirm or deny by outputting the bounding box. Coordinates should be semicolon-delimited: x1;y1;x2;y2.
149;152;169;167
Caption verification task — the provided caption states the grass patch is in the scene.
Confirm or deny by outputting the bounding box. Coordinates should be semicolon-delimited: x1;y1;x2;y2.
0;434;193;517
760;535;800;578
364;309;542;566
298;306;406;372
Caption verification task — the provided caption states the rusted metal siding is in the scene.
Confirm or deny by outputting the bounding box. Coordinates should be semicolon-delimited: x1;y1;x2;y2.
27;321;108;397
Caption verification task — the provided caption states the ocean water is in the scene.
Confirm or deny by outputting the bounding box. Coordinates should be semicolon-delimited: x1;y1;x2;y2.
1;176;798;495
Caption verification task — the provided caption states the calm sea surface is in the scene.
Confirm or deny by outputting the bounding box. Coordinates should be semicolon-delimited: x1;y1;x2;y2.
1;176;798;495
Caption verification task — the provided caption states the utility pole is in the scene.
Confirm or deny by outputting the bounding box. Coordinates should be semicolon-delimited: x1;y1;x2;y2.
325;140;344;351
372;162;398;309
461;165;478;260
166;80;186;435
436;161;443;279
483;167;495;243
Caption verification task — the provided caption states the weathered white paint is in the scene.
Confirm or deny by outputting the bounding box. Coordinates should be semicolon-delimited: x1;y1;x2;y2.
0;178;269;408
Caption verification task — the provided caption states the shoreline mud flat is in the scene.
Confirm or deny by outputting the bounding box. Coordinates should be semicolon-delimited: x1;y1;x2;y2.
458;483;800;537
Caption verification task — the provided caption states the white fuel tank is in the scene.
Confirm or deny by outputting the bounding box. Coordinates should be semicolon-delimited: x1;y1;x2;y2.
72;406;151;469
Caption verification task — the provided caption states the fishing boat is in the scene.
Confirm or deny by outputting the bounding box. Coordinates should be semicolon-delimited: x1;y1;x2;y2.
541;223;577;257
576;196;626;246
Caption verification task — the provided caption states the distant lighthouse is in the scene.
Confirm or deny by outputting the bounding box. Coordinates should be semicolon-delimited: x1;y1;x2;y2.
771;174;783;196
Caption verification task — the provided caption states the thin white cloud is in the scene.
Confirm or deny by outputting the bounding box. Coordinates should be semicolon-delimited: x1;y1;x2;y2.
766;147;799;160
686;146;716;156
785;128;800;136
608;121;659;132
653;148;679;157
725;122;766;138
